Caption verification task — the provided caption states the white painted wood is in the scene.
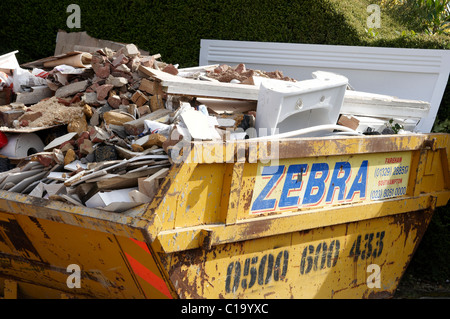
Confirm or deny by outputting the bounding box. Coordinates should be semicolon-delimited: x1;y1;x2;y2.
200;39;450;133
139;66;259;100
342;90;430;120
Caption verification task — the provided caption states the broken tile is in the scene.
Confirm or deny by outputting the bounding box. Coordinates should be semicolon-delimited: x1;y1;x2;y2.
44;132;78;151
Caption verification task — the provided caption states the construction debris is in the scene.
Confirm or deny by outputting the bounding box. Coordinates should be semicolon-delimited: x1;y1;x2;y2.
0;34;432;213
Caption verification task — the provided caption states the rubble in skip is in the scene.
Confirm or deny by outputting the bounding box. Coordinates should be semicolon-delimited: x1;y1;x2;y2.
0;33;431;213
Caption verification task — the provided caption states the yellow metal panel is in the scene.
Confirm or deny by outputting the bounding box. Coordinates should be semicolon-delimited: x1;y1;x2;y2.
0;133;448;299
173;163;226;228
0;215;145;299
116;236;175;299
156;193;445;253
166;209;433;299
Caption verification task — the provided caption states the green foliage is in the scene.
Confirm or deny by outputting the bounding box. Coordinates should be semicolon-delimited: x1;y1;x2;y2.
404;206;450;282
386;119;404;133
433;118;450;132
365;27;380;38
381;0;450;35
1;0;449;67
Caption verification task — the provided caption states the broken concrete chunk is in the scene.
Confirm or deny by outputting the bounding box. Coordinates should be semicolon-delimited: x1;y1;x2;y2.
106;75;128;87
55;80;89;98
0;109;25;127
112;53;129;67
123;44;140;58
137;105;151;117
79;139;94;155
15;86;53;105
115;64;131;73
82;91;99;105
92;63;111;79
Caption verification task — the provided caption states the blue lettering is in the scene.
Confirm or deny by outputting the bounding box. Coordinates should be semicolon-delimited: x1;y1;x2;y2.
251;165;285;212
302;163;329;205
279;164;308;209
326;162;351;203
346;160;368;200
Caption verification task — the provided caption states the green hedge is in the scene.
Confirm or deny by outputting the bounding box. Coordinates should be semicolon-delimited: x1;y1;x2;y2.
2;0;449;130
2;0;448;65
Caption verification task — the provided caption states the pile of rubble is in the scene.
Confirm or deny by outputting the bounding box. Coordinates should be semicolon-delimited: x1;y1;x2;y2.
0;43;296;212
0;36;432;213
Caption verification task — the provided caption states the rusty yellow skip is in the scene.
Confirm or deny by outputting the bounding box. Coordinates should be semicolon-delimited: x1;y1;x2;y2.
0;133;449;299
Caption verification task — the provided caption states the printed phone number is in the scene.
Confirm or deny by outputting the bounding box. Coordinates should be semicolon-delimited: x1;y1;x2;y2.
370;186;407;200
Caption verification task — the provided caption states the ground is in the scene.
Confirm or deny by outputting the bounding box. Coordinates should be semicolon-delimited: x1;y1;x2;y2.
394;274;450;299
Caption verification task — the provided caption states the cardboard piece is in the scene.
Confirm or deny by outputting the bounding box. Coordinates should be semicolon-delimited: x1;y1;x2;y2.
21;51;92;69
53;30;149;56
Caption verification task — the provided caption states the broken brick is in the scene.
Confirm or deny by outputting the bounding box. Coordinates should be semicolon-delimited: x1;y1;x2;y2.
92;63;111;79
96;84;114;101
112;53;129;67
162;63;179;75
131;90;149;107
107;94;121;109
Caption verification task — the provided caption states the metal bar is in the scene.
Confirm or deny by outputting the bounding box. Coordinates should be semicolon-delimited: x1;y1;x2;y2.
156;191;450;253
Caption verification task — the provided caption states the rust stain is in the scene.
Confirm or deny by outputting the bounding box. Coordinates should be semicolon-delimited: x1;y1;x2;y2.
0;218;42;261
28;216;50;239
243;218;273;239
391;209;433;248
168;248;207;299
241;177;255;213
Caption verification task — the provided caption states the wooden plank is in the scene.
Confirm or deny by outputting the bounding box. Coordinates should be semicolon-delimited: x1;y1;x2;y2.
138;168;169;199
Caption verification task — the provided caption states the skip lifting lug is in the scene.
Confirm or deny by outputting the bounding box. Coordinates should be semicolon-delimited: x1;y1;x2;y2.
423;138;437;151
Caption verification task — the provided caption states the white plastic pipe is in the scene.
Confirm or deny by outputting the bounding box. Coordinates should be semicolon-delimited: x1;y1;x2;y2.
249;124;362;141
